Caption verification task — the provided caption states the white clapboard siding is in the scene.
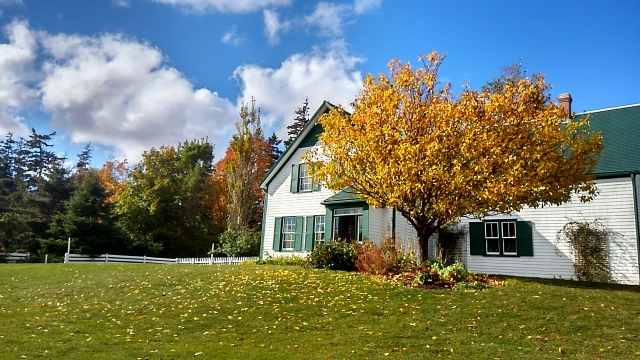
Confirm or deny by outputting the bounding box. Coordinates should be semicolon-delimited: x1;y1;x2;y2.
459;177;640;285
263;146;336;258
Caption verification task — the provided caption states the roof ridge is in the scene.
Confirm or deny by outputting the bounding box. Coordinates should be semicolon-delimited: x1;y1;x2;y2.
576;103;640;115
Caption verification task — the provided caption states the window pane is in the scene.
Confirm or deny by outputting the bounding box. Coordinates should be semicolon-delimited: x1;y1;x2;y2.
503;238;517;254
334;208;363;216
282;217;296;249
485;222;499;238
298;164;312;191
314;216;325;244
502;222;516;238
487;238;500;253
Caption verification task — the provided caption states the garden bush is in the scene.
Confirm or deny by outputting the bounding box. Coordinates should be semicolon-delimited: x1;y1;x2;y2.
354;238;398;275
213;228;261;257
306;241;359;271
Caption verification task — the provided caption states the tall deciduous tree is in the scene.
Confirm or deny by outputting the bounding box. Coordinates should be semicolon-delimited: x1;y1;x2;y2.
219;99;272;231
306;52;602;261
116;140;221;257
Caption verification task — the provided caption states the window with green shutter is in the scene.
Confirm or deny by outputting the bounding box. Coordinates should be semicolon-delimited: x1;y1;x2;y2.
468;220;533;256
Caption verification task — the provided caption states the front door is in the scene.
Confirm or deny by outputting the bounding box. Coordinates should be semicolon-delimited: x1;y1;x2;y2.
332;208;363;243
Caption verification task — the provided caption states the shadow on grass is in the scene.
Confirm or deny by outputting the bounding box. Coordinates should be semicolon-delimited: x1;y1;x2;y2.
494;275;640;293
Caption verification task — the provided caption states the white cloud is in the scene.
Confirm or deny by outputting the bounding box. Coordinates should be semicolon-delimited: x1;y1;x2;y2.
233;40;363;137
0;0;23;5
305;2;349;37
37;30;238;162
0;20;38;135
263;9;290;45
353;0;380;14
149;0;291;14
221;26;243;46
112;0;131;7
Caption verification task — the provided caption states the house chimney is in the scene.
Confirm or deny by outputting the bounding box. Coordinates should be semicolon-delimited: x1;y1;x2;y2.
558;93;572;117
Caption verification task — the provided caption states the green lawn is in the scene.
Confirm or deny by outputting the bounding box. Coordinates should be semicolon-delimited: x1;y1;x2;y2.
1;264;638;359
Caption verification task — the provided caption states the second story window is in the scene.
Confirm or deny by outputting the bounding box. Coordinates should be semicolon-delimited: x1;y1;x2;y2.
298;163;312;192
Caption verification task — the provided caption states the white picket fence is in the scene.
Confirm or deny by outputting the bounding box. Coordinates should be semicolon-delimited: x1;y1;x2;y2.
1;252;30;262
64;253;258;265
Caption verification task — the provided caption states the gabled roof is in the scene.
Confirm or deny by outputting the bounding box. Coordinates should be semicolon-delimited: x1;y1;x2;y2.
581;104;640;176
260;100;335;190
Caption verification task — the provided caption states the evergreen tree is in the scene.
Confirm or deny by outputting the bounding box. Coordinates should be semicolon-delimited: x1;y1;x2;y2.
267;132;283;164
283;98;309;148
48;171;126;256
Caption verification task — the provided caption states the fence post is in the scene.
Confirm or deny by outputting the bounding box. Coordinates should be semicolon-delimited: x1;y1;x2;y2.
105;253;109;263
64;253;68;263
143;255;146;264
45;254;48;264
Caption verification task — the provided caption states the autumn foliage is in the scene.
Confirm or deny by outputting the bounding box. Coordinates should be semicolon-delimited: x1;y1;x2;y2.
306;52;602;261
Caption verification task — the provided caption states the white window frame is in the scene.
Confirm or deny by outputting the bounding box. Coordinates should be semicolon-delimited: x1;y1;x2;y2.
282;217;296;250
298;163;312;192
485;222;500;255
501;221;517;255
314;215;325;245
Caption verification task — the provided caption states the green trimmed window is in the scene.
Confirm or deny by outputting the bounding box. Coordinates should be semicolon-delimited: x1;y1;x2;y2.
290;163;320;193
273;217;304;252
281;217;296;250
470;220;533;256
314;216;326;245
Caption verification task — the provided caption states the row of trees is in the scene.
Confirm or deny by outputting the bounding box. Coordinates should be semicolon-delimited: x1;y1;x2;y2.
0;98;310;261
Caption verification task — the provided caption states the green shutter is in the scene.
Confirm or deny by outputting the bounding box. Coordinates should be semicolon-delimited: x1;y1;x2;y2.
290;164;299;193
469;222;485;255
362;207;369;240
273;217;282;251
294;216;304;250
305;216;315;251
325;208;333;242
516;221;534;256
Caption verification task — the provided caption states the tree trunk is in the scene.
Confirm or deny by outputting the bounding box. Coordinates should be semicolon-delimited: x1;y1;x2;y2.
416;226;439;263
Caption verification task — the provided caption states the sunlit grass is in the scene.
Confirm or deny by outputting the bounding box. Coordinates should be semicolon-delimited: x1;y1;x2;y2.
1;264;638;359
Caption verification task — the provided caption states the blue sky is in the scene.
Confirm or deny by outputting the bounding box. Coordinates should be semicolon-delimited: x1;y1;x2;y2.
0;0;638;166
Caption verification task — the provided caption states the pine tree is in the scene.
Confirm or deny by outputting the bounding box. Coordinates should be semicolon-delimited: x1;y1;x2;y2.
267;133;283;164
283;98;309;148
49;172;126;256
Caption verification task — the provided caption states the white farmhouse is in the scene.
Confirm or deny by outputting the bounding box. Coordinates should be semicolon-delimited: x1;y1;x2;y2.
259;100;640;285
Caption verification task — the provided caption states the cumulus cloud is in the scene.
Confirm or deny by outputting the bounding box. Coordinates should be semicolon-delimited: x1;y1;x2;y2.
0;20;38;135
37;30;238;161
353;0;380;14
233;40;363;136
221;26;244;46
149;0;291;14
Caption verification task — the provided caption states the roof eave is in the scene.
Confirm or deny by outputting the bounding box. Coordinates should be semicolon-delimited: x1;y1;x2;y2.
259;100;335;190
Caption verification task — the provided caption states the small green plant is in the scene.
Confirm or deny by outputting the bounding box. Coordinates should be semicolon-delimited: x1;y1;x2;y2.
256;255;306;266
556;219;611;283
456;281;490;291
413;260;469;285
306;241;359;271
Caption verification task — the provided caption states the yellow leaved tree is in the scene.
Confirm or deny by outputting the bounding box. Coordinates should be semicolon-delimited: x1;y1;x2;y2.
305;52;602;261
